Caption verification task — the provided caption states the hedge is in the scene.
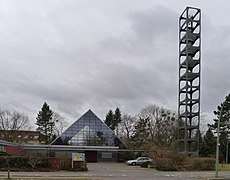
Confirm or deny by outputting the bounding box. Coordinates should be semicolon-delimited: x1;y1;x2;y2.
154;157;215;171
186;158;215;171
0;151;11;156
0;156;88;171
0;156;48;170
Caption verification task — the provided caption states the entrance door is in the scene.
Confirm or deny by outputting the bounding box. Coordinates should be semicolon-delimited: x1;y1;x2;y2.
85;151;97;162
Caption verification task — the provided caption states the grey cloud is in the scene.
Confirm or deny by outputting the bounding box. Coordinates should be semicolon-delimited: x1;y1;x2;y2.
202;22;230;113
130;5;178;45
101;5;178;58
97;5;179;109
0;1;230;127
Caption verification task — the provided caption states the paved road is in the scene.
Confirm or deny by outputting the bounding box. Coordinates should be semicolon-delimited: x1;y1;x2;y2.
0;163;230;180
86;163;228;180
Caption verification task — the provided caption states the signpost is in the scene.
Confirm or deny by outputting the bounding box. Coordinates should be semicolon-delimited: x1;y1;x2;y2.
72;153;85;168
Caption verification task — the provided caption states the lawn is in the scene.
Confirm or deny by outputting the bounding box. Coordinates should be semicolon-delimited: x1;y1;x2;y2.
219;164;230;171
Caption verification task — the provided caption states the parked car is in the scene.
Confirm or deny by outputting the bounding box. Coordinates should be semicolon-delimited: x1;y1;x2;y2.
126;157;152;166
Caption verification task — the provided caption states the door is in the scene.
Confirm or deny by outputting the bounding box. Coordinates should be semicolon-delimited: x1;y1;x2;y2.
85;151;97;162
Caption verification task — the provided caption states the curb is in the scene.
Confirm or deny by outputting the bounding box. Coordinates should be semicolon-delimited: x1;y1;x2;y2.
208;178;230;180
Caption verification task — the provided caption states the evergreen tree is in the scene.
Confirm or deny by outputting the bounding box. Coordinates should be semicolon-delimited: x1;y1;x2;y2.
36;102;54;144
193;130;202;154
105;110;114;130
200;127;216;156
104;108;122;135
209;93;230;160
114;107;122;136
131;117;150;148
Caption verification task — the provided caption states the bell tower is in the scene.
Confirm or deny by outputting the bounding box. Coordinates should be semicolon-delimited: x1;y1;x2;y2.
178;7;201;155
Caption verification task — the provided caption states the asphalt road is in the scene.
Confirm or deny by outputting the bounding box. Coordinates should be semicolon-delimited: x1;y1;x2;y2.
0;163;230;180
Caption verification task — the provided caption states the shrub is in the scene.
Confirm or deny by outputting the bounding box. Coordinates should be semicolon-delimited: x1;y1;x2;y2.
59;157;72;170
8;156;29;168
36;157;48;168
0;151;11;156
48;157;60;169
186;158;215;170
146;148;215;171
154;157;215;171
0;156;88;171
0;156;48;170
151;150;186;171
140;161;156;168
28;157;42;168
155;158;179;171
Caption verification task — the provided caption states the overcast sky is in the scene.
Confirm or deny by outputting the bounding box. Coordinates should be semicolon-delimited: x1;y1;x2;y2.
0;0;230;129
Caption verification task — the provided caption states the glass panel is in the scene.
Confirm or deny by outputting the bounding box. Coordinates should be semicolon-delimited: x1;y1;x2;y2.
52;110;122;147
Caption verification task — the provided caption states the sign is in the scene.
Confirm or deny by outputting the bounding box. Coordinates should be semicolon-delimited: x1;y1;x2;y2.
72;153;85;161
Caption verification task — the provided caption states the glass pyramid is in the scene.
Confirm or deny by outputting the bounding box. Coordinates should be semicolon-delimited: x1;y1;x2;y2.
52;110;121;147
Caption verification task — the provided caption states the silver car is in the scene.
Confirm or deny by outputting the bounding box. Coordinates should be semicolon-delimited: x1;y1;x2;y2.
126;157;152;166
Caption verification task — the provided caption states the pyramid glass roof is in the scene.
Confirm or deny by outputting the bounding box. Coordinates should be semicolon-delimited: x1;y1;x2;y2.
52;110;122;147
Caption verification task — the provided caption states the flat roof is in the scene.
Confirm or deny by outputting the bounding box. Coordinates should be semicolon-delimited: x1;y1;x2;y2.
23;144;119;151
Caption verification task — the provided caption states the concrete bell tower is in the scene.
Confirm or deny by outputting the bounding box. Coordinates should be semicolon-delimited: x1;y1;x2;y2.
178;7;201;156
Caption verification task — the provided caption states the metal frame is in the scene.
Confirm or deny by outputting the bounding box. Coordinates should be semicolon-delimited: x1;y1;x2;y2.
178;7;201;155
51;110;124;147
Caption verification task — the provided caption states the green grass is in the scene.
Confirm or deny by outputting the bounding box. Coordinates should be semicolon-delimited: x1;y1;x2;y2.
219;164;230;171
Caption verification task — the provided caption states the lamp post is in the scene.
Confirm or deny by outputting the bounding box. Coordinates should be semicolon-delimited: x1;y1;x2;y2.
215;103;224;177
226;139;229;164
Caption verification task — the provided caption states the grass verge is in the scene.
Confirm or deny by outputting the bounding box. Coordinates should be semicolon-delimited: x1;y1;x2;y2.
219;164;230;171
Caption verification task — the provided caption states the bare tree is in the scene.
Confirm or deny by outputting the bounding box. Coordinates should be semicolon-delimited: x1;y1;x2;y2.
139;105;162;140
120;114;136;140
139;105;177;148
52;111;68;137
0;108;31;141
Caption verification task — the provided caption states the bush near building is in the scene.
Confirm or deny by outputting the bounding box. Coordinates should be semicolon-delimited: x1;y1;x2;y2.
0;156;87;171
142;149;216;171
153;157;215;171
140;161;156;168
186;157;215;171
155;157;183;171
0;151;10;156
0;156;48;171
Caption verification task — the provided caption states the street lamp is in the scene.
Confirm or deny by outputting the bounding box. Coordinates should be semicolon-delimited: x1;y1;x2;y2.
226;139;229;164
215;103;225;178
